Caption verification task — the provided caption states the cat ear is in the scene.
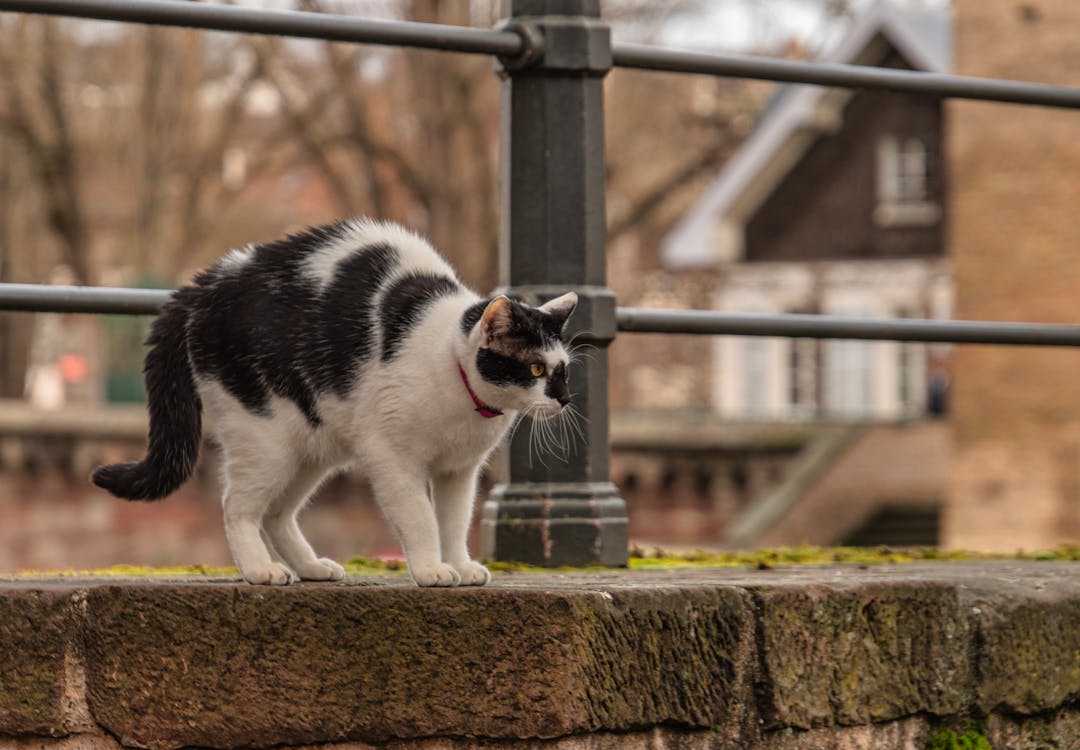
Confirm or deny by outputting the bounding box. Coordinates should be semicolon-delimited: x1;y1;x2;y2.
538;292;578;332
480;295;515;342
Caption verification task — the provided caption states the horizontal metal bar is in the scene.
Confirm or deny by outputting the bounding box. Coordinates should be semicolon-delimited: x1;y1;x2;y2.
612;42;1080;109
0;284;169;315
615;308;1080;347
0;0;525;57
3;284;1080;348
4;1;1077;110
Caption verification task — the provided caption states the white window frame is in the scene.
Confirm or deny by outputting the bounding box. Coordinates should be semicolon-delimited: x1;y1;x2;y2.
874;135;941;227
787;337;819;419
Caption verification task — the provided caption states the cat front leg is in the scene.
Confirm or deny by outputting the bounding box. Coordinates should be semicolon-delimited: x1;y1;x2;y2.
433;469;491;586
368;460;461;587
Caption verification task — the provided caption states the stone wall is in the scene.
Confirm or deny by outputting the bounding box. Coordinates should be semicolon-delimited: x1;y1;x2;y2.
3;562;1080;749
946;0;1080;550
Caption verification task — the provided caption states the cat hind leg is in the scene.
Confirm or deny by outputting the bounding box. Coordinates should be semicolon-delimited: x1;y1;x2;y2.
220;447;300;585
222;489;295;585
263;466;344;582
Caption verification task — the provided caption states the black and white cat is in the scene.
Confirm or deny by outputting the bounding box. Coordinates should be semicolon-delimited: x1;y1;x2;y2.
92;219;577;587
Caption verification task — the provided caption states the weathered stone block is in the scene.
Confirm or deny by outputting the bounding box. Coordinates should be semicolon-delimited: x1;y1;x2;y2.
987;706;1080;749
967;575;1080;715
0;587;78;736
79;581;757;749
81;584;585;748
571;586;756;735
3;563;1080;749
751;580;972;729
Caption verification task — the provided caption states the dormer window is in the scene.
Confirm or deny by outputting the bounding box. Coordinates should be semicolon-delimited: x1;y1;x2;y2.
874;135;941;227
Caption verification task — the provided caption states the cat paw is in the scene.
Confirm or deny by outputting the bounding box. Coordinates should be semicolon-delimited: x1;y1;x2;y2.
242;562;296;585
294;557;346;582
410;562;462;587
450;560;491;586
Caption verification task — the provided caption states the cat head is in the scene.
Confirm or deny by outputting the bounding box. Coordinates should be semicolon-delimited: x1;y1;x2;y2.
463;292;578;420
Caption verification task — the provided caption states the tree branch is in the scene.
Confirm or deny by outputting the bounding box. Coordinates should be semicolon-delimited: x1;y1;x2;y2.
250;36;361;215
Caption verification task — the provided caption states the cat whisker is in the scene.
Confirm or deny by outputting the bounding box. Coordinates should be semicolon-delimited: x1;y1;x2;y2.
549;416;567;458
506;410;529;446
569;352;599;368
515;403;587;466
566;329;598;349
558;411;574;459
525;405;538;469
565;404;588;447
565;407;586;457
568;341;600;360
537;413;554;458
543;414;564;461
528;405;551;469
536;407;577;462
569;339;599;353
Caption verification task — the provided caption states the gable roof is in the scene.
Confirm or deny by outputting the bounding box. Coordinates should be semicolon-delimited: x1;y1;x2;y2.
661;2;952;270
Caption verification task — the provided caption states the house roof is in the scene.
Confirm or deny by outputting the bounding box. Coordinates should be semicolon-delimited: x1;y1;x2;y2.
660;2;953;270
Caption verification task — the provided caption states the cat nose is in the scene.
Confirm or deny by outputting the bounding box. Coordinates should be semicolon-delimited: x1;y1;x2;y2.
557;393;572;407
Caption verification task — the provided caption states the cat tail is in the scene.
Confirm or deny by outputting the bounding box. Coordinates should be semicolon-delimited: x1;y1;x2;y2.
91;291;203;500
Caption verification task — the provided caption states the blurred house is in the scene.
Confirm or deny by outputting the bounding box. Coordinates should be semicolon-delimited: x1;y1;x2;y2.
611;3;955;549
661;3;952;422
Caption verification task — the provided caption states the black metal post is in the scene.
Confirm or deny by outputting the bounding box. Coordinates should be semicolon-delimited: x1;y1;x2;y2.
481;0;627;567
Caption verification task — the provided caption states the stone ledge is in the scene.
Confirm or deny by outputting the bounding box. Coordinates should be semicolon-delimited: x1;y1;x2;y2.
2;561;1079;749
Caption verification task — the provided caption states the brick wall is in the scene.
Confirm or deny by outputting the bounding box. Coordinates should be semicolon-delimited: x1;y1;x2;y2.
946;0;1080;550
0;444;407;572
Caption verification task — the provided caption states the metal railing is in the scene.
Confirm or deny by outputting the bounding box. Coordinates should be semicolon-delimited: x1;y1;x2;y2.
7;0;1080;108
4;283;1080;348
2;0;1079;566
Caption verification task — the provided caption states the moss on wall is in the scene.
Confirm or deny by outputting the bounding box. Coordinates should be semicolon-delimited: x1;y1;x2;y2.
928;723;992;750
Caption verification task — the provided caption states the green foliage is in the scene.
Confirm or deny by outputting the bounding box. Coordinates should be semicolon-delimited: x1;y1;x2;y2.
627;543;1080;570
345;556;407;573
15;563;236;577
928;723;992;750
14;543;1080;578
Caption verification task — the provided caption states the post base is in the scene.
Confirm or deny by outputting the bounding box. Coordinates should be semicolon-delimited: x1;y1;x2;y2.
481;482;628;567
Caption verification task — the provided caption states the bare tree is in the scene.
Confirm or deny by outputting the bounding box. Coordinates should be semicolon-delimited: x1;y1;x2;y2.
0;17;90;284
0;0;764;402
245;0;500;291
127;27;279;279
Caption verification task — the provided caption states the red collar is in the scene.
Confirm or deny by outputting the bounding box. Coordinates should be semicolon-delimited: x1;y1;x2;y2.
458;365;503;418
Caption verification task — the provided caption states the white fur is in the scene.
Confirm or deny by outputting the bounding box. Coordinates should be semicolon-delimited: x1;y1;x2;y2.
200;226;570;587
302;219;455;291
218;245;255;273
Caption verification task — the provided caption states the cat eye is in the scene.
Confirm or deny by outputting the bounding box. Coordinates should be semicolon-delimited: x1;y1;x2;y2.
530;363;546;378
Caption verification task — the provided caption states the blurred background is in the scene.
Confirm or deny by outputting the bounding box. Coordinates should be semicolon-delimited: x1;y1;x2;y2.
1;0;1078;571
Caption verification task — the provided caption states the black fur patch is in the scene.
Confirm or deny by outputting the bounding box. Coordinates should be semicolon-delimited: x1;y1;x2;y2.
460;299;489;336
186;223;400;426
544;362;570;405
476;348;535;388
310;243;400;395
380;273;460;360
501;301;563;351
